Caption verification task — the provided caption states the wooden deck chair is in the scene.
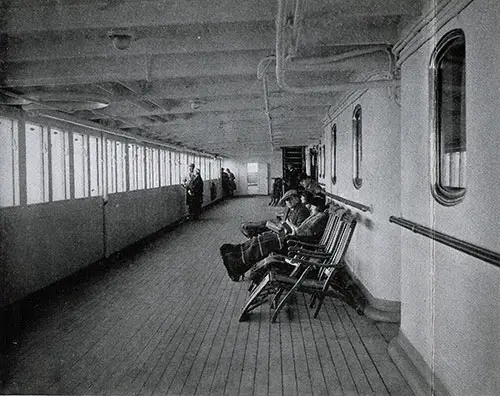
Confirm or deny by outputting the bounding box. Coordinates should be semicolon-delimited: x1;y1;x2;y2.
270;213;359;322
286;206;346;254
285;207;347;262
238;209;350;322
246;207;346;293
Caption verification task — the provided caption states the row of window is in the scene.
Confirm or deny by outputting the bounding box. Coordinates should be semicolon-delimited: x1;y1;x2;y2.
324;29;466;206
0;117;220;208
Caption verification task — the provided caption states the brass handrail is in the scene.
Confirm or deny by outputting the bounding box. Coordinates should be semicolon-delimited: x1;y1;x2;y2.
389;216;500;268
325;192;371;212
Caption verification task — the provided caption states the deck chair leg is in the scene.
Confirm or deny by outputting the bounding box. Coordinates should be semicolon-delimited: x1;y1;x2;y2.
313;295;326;318
309;293;317;308
271;288;295;322
271;266;312;322
271;287;284;309
239;274;274;322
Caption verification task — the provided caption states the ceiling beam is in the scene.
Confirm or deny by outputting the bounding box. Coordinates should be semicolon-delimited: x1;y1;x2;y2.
2;0;420;34
4;21;276;62
93;94;334;118
2;50;271;87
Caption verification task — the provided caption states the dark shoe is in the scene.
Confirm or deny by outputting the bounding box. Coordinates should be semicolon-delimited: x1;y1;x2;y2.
221;251;242;282
220;243;237;255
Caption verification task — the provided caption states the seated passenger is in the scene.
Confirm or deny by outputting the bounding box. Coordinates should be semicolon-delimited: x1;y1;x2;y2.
298;173;324;195
220;194;328;281
240;189;309;239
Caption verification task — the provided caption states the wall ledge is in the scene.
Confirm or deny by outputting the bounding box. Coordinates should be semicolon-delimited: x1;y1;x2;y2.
344;262;401;322
388;332;450;396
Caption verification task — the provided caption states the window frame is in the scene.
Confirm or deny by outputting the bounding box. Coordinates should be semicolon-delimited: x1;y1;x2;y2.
430;29;466;206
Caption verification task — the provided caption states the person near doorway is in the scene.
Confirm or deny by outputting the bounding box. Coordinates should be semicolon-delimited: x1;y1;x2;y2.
284;163;300;191
221;168;230;198
226;168;236;197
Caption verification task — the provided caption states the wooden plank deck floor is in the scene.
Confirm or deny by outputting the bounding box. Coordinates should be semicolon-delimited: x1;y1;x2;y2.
0;197;413;396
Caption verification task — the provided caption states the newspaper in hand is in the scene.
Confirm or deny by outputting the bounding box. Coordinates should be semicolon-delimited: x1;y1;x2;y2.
265;220;283;233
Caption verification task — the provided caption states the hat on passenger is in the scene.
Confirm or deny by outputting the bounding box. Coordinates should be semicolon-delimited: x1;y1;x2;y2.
278;189;299;206
309;194;326;210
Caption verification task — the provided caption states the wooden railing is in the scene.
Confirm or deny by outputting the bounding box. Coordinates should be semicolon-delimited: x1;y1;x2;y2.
389;216;500;268
324;192;371;212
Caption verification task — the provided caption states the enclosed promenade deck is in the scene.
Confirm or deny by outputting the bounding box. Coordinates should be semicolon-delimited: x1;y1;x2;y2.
1;197;413;396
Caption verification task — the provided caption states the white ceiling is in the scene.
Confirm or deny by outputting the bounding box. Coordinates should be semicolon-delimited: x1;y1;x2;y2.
0;0;423;161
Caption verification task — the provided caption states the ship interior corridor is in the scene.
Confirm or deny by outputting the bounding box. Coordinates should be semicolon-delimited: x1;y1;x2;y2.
1;197;413;396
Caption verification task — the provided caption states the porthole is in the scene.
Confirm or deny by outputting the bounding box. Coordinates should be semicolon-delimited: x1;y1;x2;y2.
430;29;466;206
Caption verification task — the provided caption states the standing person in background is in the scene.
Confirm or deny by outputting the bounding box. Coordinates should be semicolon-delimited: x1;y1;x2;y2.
183;163;202;220
189;168;204;220
284;163;300;191
182;163;196;207
221;168;230;198
226;168;236;197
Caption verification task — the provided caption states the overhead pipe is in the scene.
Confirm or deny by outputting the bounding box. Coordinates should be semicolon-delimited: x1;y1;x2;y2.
291;0;303;56
287;45;394;66
274;0;400;94
262;75;275;149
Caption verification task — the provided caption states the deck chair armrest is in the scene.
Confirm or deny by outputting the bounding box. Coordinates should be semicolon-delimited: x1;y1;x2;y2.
288;249;331;259
285;235;319;245
287;239;326;249
286;256;324;267
288;246;324;253
311;259;346;269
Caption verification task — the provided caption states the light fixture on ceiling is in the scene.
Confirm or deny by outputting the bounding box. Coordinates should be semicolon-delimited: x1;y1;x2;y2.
189;99;203;110
0;90;110;113
108;29;134;50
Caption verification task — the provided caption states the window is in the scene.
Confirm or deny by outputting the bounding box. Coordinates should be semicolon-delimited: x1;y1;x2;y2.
159;149;167;186
106;138;117;194
331;124;337;185
172;152;180;184
25;123;50;204
317;144;323;179
430;29;466;205
322;144;326;178
89;135;103;196
73;132;90;199
136;145;145;189
128;143;138;191
145;147;159;188
0;117;20;207
352;105;362;189
51;128;71;201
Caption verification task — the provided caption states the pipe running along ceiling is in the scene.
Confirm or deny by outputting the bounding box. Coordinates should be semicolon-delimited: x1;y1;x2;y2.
0;0;422;161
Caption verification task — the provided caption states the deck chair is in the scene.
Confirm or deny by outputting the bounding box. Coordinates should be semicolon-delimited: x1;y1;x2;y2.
286;204;345;254
269;212;360;322
238;209;352;322
246;206;346;293
245;207;348;294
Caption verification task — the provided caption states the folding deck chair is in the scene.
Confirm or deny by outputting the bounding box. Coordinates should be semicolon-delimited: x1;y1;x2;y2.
239;209;356;322
269;213;361;322
245;206;347;293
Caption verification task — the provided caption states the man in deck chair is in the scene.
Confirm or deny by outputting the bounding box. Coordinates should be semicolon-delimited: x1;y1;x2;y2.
220;194;328;281
240;189;310;239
